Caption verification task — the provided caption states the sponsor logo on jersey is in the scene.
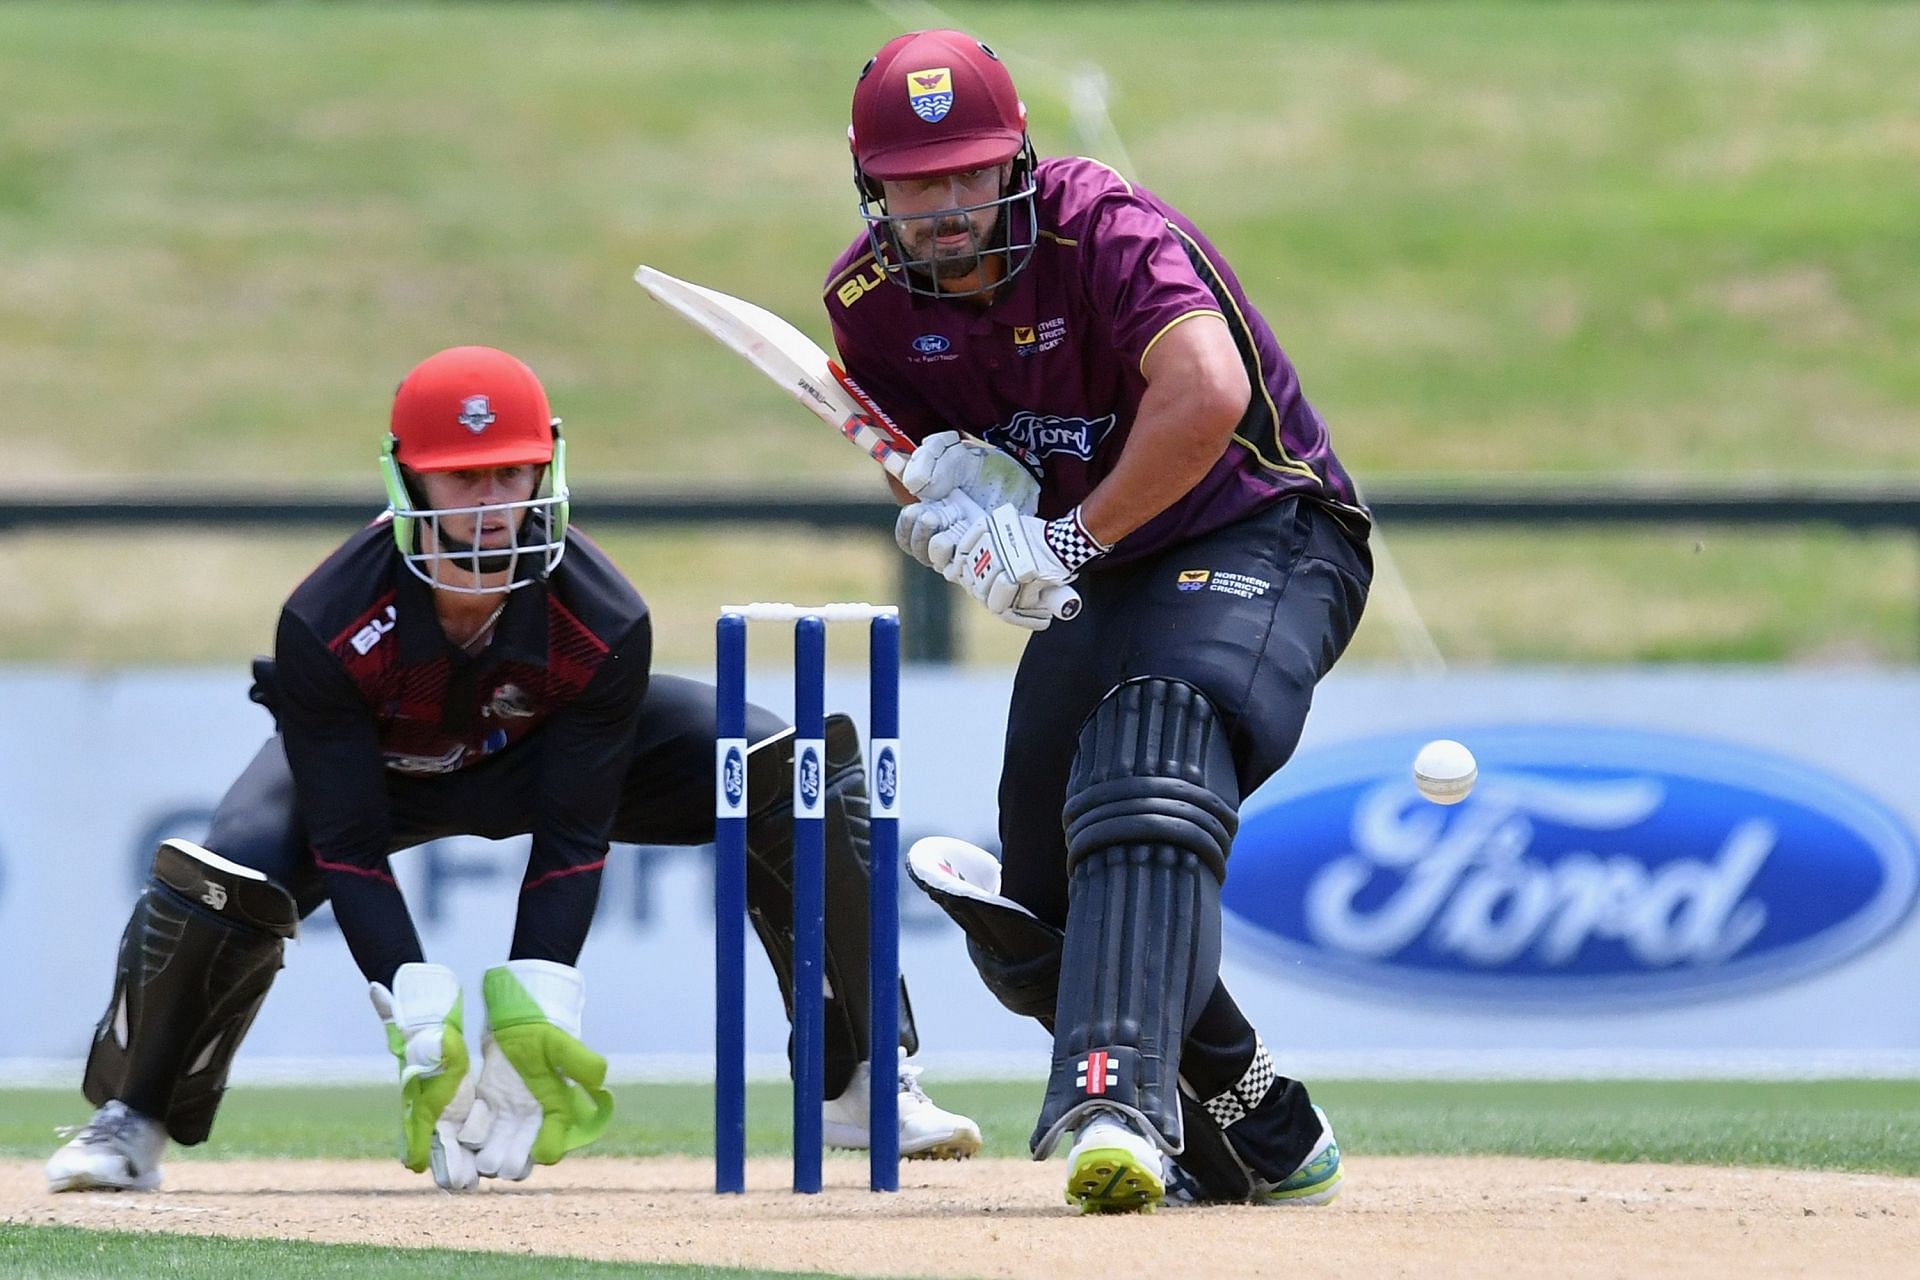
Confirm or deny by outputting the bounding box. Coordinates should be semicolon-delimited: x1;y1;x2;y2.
350;604;398;656
1014;317;1068;356
458;395;495;435
484;683;536;719
986;411;1116;462
834;259;888;309
911;334;951;356
1222;726;1920;1009
1177;569;1211;592
384;744;468;775
907;67;954;122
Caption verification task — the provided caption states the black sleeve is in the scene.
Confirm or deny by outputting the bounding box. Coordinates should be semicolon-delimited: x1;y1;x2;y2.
274;609;424;986
508;613;653;965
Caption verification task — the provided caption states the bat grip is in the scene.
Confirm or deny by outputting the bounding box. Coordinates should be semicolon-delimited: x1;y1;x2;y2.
1034;582;1083;621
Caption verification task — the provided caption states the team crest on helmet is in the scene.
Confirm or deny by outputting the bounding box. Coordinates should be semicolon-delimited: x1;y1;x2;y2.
458;395;496;435
907;67;954;122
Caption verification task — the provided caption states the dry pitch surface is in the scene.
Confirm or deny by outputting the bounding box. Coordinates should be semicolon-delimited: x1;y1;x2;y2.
5;1156;1917;1279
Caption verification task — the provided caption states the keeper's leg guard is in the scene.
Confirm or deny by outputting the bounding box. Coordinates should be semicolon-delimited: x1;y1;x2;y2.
82;839;298;1145
1030;678;1239;1161
745;714;917;1100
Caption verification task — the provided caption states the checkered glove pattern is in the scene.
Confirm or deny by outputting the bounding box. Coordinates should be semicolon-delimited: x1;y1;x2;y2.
1042;506;1110;573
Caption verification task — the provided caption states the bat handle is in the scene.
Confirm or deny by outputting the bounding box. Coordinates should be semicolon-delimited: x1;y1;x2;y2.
1035;582;1083;621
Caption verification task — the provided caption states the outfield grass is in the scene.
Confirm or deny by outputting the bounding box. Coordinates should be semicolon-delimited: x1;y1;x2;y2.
5;523;1913;668
4;2;1920;664
7;1079;1916;1176
1;1223;861;1280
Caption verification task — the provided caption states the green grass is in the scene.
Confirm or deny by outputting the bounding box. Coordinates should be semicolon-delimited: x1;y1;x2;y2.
4;2;1920;664
7;1079;1916;1175
0;1223;860;1280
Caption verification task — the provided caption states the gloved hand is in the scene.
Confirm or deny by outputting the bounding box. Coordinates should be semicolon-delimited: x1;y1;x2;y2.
900;431;1040;515
895;490;989;573
368;962;478;1191
456;960;613;1181
954;503;1107;631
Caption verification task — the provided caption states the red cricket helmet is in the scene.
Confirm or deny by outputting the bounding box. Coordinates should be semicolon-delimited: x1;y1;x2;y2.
380;346;571;594
388;345;557;472
850;29;1028;182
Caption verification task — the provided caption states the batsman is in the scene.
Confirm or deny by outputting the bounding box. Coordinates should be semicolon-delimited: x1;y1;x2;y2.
46;345;978;1193
826;31;1374;1210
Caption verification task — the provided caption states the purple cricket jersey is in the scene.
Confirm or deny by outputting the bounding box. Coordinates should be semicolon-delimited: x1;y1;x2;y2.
824;156;1369;567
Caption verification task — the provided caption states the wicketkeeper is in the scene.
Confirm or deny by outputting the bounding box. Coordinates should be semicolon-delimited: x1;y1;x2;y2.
47;345;978;1193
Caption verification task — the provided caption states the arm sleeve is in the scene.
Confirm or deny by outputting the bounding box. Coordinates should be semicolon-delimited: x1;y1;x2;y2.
1082;198;1226;376
508;613;653;965
273;609;424;986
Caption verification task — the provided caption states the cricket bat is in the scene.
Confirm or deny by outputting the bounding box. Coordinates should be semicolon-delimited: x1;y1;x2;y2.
634;265;1081;621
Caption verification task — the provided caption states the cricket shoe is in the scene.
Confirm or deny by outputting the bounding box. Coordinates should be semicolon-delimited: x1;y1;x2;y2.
823;1049;983;1160
46;1100;167;1193
1254;1105;1343;1206
1065;1110;1165;1214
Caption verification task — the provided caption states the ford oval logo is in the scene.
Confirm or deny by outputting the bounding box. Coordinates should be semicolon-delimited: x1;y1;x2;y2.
911;334;950;355
799;746;822;809
1223;726;1920;1009
875;746;899;809
723;746;746;807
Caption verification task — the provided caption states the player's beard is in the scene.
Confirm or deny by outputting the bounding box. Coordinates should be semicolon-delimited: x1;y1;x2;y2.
900;205;1006;286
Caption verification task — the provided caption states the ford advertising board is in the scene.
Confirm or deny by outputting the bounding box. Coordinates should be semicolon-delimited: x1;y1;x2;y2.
1224;726;1920;1010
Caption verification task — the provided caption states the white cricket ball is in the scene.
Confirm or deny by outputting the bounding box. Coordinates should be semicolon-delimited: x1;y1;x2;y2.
1413;739;1477;805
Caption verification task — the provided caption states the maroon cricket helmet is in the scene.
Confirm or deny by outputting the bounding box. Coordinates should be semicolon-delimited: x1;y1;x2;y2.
850;29;1028;182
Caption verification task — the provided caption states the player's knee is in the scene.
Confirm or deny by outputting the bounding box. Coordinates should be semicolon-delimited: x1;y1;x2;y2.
149;839;299;938
1064;677;1240;883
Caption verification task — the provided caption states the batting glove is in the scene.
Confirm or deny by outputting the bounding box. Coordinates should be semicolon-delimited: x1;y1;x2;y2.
457;960;614;1181
368;962;478;1191
900;430;1040;515
955;503;1108;631
895;492;979;572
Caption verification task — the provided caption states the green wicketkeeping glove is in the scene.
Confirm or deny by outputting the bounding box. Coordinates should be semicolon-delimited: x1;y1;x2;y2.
454;959;613;1180
368;962;477;1190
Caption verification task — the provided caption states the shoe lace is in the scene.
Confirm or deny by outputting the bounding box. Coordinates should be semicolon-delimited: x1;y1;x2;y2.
896;1060;931;1103
56;1101;141;1146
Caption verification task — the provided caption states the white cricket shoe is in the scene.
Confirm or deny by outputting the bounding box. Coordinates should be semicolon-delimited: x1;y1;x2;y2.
1065;1109;1164;1214
1253;1104;1344;1206
46;1100;167;1193
823;1050;983;1160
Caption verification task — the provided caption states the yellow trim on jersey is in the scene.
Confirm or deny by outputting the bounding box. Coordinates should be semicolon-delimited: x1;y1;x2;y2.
1039;230;1079;247
1163;222;1319;483
1137;309;1227;377
823;251;880;296
1074;157;1135;196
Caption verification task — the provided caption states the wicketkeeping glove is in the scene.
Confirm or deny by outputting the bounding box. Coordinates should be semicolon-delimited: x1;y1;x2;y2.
899;430;1041;515
456;959;614;1181
368;962;478;1191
